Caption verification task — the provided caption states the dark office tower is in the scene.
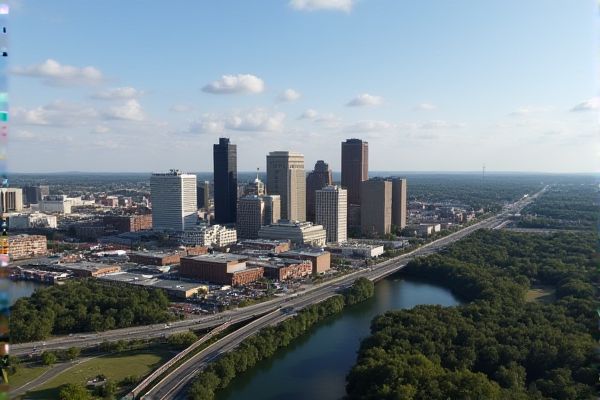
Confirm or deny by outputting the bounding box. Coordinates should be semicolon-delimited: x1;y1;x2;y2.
341;139;368;205
306;160;333;222
23;186;42;205
213;138;237;224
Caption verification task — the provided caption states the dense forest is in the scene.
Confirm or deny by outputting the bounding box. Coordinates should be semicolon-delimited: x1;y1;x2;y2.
520;184;600;230
346;185;599;400
10;280;173;343
188;278;375;400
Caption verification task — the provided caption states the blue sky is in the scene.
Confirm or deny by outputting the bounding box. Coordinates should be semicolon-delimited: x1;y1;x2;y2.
7;0;599;172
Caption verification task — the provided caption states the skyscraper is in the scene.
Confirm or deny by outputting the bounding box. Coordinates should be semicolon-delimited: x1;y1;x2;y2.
0;188;23;212
316;185;347;243
306;160;333;223
245;169;265;196
213;138;237;224
266;151;306;221
236;194;281;239
391;178;407;229
341;139;368;206
150;170;197;232
360;179;392;236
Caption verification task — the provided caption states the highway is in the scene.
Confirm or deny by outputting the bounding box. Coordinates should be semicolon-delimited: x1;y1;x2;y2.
137;189;544;400
12;189;544;362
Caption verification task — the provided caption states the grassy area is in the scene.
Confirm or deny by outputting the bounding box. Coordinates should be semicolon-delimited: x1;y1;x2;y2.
526;285;556;303
23;347;175;399
9;365;51;389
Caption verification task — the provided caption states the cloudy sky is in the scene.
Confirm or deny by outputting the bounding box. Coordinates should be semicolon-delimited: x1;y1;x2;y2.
8;0;600;173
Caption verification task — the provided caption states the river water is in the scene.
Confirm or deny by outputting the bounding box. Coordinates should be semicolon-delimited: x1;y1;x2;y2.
0;279;46;305
217;275;461;400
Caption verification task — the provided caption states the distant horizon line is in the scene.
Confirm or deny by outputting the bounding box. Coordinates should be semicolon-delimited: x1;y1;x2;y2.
9;170;599;175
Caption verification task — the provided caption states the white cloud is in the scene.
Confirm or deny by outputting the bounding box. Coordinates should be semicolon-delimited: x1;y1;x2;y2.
170;104;194;113
278;89;301;102
343;120;396;132
91;125;111;134
92;87;143;100
104;100;145;121
11;59;103;86
419;120;466;129
509;106;551;116
289;0;353;12
346;93;384;107
12;101;99;126
202;74;265;94
185;109;285;135
298;109;319;119
571;97;600;112
414;103;437;111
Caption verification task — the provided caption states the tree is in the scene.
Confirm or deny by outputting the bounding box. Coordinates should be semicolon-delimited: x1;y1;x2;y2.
167;331;198;349
66;347;81;360
58;383;91;400
41;351;57;366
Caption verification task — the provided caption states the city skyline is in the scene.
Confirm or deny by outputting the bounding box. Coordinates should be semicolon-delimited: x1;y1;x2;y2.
7;0;598;173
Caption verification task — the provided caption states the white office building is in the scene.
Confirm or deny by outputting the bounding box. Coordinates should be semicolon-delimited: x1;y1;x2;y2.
266;151;306;221
8;212;57;229
39;195;72;214
316;185;347;244
0;188;23;213
150;170;197;232
179;224;237;247
258;220;326;247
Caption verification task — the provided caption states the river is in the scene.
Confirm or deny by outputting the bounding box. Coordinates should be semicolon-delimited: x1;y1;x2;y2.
0;279;46;305
217;275;461;400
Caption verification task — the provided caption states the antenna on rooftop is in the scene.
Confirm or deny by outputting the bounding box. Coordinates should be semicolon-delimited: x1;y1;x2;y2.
482;164;486;182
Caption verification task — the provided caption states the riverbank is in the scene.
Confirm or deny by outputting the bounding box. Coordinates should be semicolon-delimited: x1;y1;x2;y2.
188;278;375;399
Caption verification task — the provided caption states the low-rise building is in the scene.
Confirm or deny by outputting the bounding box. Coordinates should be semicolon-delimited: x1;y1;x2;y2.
99;272;208;299
230;239;291;254
8;212;57;229
39;195;72;214
179;224;237;247
58;262;121;277
280;248;331;274
103;214;153;233
9;234;47;260
128;251;182;266
179;253;264;286
326;242;385;258
258;220;326;247
249;257;312;281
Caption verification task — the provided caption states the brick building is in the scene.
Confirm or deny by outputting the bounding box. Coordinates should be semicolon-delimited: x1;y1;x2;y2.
9;234;47;260
179;253;264;286
281;249;331;274
250;258;313;281
103;214;153;233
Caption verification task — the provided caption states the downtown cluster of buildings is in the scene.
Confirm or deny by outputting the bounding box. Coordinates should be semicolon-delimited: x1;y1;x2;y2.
150;138;407;246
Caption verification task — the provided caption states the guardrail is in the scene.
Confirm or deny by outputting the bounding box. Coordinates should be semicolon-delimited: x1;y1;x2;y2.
138;309;282;400
126;322;230;399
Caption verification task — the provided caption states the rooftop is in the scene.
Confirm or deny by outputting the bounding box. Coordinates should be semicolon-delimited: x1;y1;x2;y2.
184;252;247;264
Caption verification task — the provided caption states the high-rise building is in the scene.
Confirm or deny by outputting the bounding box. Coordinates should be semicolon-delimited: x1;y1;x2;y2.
263;195;281;225
306;160;333;222
341;139;368;206
266;151;306;221
197;180;211;209
316;185;347;243
213;138;237;224
360;179;392;236
245;169;265;196
150;170;197;232
23;186;42;205
237;195;265;240
237;194;281;239
391;178;407;229
0;188;23;213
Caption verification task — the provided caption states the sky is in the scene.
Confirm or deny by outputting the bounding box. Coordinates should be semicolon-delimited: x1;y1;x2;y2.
6;0;600;173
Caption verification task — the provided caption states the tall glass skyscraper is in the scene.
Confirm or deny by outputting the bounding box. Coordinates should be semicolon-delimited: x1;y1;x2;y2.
213;138;237;224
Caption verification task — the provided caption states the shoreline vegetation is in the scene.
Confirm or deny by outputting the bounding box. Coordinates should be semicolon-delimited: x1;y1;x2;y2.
187;277;375;400
346;184;599;400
